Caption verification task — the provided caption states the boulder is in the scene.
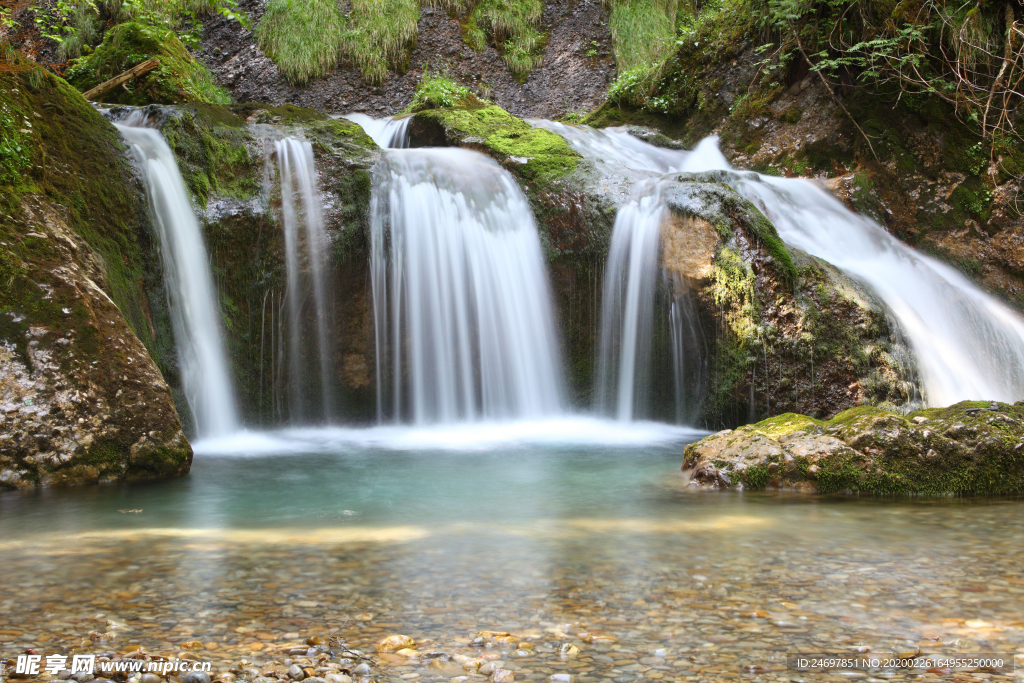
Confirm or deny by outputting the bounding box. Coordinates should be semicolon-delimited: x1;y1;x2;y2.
683;401;1024;494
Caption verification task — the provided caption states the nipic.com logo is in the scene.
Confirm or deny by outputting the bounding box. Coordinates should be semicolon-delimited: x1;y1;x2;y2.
12;654;212;676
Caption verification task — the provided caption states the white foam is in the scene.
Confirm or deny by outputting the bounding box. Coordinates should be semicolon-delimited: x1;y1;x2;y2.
192;416;707;455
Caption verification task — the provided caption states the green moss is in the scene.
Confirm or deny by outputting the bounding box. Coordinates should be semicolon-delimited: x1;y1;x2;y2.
416;105;579;186
750;412;821;438
744;463;769;489
160;107;258;208
66;22;230;105
0;63;160;357
706;402;1024;495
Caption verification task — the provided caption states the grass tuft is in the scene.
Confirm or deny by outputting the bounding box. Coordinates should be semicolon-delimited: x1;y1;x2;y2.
603;0;679;72
339;0;419;84
405;70;483;112
255;0;347;85
464;0;545;81
256;0;418;85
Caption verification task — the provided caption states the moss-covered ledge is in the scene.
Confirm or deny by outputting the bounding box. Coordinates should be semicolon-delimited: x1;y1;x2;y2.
683;401;1024;495
407;105;579;190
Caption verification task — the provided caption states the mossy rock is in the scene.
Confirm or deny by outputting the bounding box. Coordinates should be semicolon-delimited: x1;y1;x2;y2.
408;105;579;189
684;401;1024;495
0;58;190;488
66;22;230;106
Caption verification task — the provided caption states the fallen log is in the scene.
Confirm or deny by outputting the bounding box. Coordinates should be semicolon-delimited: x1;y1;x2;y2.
82;58;160;101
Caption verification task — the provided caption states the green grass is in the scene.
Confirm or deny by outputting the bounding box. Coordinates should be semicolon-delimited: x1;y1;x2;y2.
340;0;419;84
256;0;418;85
405;71;479;111
604;0;680;72
464;0;545;81
255;0;347;85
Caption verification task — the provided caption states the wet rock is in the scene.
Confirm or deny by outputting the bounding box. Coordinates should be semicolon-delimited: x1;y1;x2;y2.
322;675;351;683
0;69;191;489
375;634;416;652
183;673;212;683
490;669;514;683
287;664;305;680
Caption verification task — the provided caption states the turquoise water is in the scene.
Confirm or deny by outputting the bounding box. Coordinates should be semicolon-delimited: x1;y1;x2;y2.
2;422;1023;681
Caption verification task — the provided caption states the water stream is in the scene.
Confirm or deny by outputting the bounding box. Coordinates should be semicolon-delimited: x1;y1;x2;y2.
272;137;334;423
370;148;565;423
535;121;1024;406
115;116;239;438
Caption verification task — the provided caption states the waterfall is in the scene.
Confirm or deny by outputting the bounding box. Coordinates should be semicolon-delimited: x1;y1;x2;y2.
115;117;239;438
271;137;334;424
342;113;411;149
593;179;708;422
370;148;564;424
535;121;1024;406
596;183;667;421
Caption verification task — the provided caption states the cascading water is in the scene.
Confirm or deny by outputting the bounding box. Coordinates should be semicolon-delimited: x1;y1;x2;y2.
370;148;564;424
342;113;411;149
115;115;239;437
596;182;667;421
535;120;1024;406
271;137;334;423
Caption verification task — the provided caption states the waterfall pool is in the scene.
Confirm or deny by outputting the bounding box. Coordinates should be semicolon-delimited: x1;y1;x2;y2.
2;424;1023;681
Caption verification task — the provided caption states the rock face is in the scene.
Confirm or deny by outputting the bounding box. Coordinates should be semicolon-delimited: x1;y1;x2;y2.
684;401;1024;494
588;17;1024;311
658;175;917;427
197;0;614;119
0;65;191;487
143;102;381;425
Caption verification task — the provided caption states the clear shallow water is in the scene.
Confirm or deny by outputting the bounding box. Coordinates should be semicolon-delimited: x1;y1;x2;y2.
2;434;1024;681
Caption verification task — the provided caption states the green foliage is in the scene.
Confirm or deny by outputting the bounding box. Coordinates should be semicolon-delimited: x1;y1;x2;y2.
340;0;419;84
255;0;347;85
607;63;658;107
0;98;31;184
0;3;17;30
30;0;249;62
604;0;679;72
256;0;418;85
31;0;99;60
405;70;478;111
66;22;230;104
464;0;545;81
